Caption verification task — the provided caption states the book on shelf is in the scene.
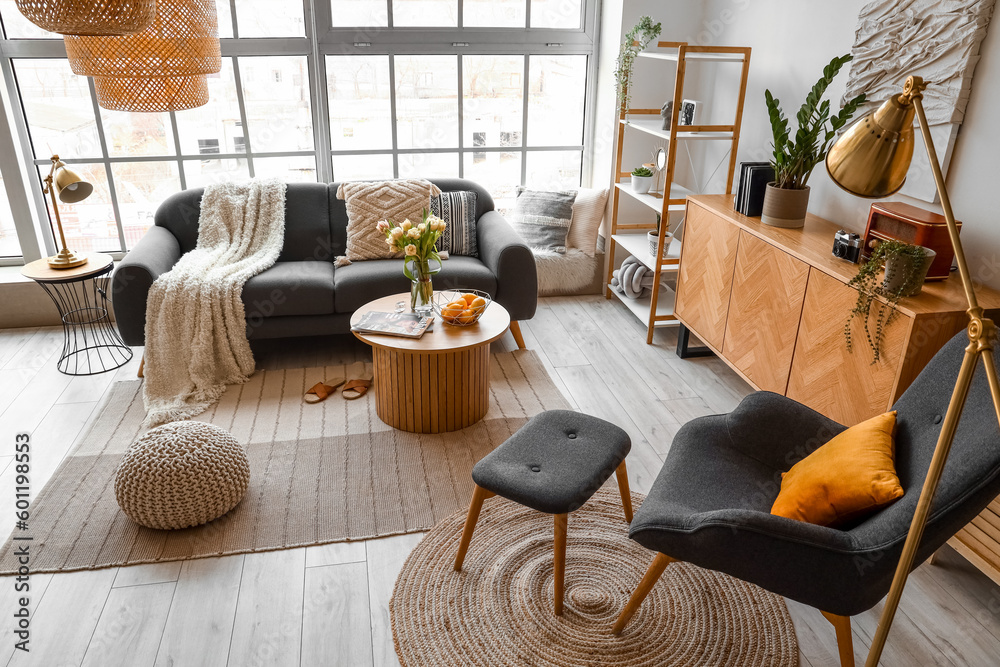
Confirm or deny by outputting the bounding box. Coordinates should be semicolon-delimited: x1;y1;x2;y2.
352;311;434;338
735;162;774;218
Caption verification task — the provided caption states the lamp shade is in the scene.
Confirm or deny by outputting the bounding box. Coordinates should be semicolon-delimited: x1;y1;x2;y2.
64;0;221;79
93;75;210;113
825;94;917;198
14;0;156;36
52;162;93;203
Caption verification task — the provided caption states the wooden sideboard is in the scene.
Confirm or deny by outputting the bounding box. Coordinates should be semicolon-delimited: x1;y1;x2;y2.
675;194;1000;584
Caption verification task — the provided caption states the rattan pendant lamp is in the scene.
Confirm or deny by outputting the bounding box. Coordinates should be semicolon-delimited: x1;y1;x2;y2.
63;0;221;112
15;0;156;36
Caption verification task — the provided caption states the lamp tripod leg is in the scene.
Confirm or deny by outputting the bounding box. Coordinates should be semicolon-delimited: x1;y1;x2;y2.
865;344;983;666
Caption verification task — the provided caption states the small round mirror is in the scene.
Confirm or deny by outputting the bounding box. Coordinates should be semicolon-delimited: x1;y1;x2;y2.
655;147;667;170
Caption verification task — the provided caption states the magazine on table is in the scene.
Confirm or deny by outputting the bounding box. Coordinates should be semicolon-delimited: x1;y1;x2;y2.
352;311;434;338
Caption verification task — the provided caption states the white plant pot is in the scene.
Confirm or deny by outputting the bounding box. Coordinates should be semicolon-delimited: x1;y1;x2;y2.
630;175;653;194
647;231;674;259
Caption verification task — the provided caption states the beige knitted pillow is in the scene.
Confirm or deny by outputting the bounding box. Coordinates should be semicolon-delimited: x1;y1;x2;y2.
336;179;442;264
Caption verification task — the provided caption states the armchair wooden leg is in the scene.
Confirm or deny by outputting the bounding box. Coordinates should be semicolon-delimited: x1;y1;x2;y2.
137;354;144;378
554;513;568;615
821;611;855;667
454;485;494;571
615;461;633;523
613;552;676;634
509;321;526;350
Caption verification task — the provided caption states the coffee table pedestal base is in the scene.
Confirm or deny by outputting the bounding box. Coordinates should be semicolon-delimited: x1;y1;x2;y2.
372;344;491;433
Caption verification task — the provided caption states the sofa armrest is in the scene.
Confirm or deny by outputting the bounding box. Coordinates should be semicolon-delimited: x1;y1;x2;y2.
477;210;537;321
111;225;182;346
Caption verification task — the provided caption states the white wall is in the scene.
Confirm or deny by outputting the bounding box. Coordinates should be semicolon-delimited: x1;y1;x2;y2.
699;0;1000;289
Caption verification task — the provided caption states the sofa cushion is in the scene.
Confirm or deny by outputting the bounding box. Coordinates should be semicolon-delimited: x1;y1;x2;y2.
242;261;335;321
334;256;497;313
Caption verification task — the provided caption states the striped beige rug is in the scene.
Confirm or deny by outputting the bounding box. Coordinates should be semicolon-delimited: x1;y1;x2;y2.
0;350;568;574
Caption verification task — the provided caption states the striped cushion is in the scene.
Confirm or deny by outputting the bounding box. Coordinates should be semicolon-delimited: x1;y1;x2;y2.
509;188;576;253
432;190;479;257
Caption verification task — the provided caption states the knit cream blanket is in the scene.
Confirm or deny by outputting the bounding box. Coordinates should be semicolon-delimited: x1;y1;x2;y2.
142;178;287;427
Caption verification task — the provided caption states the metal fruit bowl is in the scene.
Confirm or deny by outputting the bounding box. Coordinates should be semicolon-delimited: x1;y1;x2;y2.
433;289;492;326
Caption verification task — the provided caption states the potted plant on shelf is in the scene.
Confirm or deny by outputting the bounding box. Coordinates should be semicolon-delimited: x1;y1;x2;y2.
647;213;673;259
762;54;866;228
845;240;935;363
631;166;654;194
615;16;662;117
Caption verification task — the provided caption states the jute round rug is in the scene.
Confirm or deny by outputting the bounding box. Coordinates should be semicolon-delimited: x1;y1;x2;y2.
390;488;799;667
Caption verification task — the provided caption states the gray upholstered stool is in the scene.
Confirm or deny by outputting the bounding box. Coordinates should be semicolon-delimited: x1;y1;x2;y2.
453;409;633;615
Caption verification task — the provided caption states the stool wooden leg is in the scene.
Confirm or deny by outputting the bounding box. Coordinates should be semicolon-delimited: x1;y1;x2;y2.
553;513;568;615
509;321;526;350
821;611;856;667
137;354;145;378
613;552;676;634
454;485;494;571
615;461;633;523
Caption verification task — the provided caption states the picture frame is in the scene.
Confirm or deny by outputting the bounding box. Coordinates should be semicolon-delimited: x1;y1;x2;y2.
679;99;701;126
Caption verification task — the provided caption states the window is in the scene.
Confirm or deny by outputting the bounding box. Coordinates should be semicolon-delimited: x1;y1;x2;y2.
0;174;19;258
0;0;596;260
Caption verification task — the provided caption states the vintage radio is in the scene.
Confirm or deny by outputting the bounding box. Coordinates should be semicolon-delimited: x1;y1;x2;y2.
862;201;959;281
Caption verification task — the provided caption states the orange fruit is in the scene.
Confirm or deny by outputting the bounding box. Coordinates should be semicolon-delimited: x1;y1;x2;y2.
470;296;487;311
462;293;479;306
441;302;465;319
458;308;477;324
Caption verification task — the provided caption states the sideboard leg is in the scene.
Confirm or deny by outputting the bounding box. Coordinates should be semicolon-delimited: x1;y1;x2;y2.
676;324;714;359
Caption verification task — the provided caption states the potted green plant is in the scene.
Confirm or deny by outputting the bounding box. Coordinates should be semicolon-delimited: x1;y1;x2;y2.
762;54;866;228
615;16;662;117
845;240;935;363
631;166;653;194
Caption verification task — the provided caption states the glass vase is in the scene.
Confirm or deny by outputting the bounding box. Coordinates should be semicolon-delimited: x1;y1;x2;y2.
407;258;439;316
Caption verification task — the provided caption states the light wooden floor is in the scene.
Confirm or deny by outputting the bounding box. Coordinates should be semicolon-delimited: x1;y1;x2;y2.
2;295;1000;666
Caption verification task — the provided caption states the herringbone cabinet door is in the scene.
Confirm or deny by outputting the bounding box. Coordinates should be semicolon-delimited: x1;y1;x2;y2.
675;203;741;349
722;232;809;392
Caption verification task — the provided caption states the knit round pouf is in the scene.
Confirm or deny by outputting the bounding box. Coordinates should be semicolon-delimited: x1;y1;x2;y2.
390;488;799;667
115;421;250;530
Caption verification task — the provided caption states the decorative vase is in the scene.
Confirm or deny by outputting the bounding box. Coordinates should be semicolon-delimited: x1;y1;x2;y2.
761;183;810;228
883;247;936;296
630;175;653;194
647;230;674;259
405;257;441;316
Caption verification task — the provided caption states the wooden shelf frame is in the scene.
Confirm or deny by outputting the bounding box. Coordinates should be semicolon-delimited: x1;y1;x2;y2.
605;41;752;343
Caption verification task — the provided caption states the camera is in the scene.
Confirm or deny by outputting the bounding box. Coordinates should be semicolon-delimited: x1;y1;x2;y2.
832;230;862;263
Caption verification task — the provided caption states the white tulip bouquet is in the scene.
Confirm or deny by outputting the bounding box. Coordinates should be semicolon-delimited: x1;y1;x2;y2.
378;209;448;313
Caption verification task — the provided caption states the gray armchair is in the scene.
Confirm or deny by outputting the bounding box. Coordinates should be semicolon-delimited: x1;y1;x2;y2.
614;331;1000;666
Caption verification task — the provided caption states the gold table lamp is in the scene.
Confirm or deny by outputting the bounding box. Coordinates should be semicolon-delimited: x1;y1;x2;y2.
827;76;1000;666
43;155;92;269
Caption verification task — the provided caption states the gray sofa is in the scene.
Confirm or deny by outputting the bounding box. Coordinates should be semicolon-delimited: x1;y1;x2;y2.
111;178;537;345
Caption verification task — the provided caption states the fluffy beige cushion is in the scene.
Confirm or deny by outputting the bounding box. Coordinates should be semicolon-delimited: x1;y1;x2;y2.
336;179;442;264
567;187;609;257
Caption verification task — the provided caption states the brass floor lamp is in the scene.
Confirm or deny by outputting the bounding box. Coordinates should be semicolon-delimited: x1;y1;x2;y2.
826;76;1000;666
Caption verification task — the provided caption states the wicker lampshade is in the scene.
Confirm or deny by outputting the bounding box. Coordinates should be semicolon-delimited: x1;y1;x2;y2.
64;0;221;79
93;75;210;112
14;0;156;36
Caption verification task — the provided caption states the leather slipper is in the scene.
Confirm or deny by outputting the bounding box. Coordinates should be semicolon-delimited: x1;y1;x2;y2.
342;372;374;400
304;377;346;404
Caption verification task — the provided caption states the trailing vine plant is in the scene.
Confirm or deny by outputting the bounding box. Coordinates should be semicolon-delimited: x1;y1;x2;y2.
845;240;928;364
615;16;662;117
765;54;866;190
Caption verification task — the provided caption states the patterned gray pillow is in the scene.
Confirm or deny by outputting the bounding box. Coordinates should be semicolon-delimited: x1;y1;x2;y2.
509;188;576;253
432;191;479;257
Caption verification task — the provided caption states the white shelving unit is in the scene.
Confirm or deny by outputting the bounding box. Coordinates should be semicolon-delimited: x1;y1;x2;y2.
605;41;752;344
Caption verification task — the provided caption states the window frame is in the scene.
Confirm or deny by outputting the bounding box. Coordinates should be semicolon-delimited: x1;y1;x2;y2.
0;0;600;264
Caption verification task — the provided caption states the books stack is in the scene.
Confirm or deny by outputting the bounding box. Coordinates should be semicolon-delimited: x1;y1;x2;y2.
352;311;434;339
734;162;775;218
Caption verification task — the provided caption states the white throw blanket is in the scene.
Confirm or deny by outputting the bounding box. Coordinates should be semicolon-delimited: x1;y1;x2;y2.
142;178;287;427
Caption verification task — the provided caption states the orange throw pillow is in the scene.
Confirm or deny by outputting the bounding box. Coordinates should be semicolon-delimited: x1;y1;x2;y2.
771;411;904;527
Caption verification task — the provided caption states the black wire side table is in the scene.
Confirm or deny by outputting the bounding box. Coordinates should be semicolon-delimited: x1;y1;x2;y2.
22;253;133;376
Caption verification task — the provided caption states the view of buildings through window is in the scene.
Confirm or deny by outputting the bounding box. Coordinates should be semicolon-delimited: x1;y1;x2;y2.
0;0;593;258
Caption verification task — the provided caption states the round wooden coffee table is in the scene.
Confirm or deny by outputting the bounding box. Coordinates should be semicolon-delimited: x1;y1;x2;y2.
351;293;511;434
